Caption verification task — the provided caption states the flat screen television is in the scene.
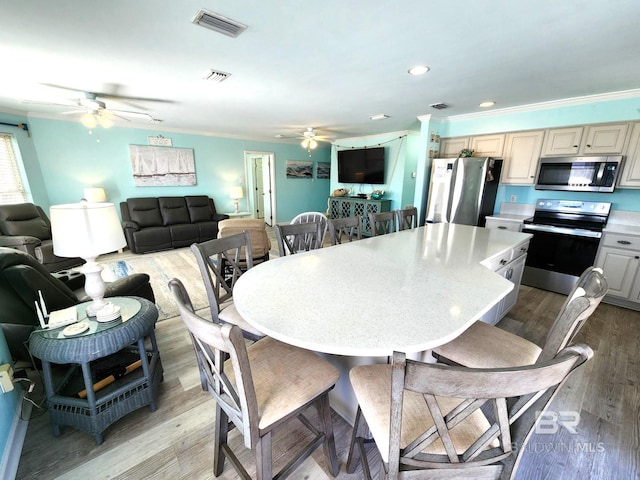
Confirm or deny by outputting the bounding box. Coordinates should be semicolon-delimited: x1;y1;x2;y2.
337;147;385;184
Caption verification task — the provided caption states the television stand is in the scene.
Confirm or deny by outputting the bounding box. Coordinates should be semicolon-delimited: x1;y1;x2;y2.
329;196;391;236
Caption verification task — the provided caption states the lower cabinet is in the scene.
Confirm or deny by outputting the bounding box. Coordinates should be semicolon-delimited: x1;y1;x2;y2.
328;196;391;236
595;232;640;309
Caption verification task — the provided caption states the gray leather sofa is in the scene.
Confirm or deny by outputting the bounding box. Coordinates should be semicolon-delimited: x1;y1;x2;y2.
120;196;228;254
0;202;84;272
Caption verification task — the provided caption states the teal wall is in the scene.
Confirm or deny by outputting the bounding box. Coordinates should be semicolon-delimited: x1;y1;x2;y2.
0;112;331;223
436;95;640;213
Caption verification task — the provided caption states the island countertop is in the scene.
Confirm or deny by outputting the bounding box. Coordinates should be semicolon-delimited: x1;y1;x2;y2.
234;223;532;357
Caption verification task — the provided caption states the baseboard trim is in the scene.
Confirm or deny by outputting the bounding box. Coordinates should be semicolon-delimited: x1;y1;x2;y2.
0;399;31;480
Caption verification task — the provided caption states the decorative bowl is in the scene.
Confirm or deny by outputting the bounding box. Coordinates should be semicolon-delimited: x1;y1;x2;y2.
371;193;383;200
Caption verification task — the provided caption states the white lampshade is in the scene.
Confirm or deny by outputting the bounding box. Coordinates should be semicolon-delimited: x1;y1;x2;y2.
229;185;244;200
83;187;107;203
50;202;126;259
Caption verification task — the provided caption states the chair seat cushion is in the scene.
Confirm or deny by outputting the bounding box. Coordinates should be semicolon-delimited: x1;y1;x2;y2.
219;303;265;338
239;337;339;431
433;320;542;368
350;364;493;464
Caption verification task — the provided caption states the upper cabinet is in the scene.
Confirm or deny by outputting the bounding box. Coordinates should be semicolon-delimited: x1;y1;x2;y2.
501;130;545;184
470;134;505;158
439;137;469;158
541;123;629;156
619;122;640;188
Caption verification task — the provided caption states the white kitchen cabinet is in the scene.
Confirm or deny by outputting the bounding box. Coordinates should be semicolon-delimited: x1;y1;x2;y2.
501;130;545;184
580;123;629;155
480;238;530;324
439;137;469;158
485;216;523;232
470;134;505;158
595;231;640;308
619;122;640;188
541;127;584;156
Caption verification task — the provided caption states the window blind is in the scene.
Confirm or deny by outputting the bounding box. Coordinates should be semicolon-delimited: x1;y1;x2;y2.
0;133;27;204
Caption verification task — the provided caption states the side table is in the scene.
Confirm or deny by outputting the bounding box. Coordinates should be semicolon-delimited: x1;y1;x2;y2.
29;296;163;444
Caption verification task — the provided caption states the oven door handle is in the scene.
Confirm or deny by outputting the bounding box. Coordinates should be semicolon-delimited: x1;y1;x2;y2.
522;224;602;239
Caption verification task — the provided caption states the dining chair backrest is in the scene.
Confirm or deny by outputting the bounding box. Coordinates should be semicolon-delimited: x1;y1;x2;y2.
217;218;271;265
368;211;396;236
538;266;608;363
274;221;323;256
347;344;593;479
290;211;328;245
191;231;253;315
328;215;362;245
396;206;418;231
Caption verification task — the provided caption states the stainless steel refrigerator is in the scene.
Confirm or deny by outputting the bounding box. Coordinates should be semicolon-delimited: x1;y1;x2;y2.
425;157;502;227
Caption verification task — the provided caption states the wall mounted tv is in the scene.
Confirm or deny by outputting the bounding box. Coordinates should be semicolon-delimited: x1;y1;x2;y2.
337;147;386;184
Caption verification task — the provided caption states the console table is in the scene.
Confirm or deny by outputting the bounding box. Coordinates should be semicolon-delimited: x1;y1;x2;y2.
29;296;163;444
328;196;391;236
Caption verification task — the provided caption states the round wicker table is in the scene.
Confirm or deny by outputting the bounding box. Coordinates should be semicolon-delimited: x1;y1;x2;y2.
29;296;163;444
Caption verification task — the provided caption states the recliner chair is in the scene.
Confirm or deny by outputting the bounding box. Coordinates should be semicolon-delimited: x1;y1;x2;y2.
0;202;84;272
0;247;156;361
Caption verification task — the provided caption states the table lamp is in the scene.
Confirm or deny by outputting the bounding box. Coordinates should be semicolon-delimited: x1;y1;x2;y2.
83;187;107;203
50;201;126;316
229;185;244;214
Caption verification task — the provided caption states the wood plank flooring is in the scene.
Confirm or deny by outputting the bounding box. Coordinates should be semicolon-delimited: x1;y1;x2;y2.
14;267;640;479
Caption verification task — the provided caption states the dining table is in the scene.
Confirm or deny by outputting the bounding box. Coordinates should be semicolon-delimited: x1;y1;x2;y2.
233;222;532;422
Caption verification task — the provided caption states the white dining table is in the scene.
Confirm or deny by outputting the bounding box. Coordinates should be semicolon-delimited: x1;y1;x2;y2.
233;222;532;421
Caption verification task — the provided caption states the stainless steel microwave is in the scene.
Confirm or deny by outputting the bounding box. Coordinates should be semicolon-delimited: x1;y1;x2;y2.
534;155;623;192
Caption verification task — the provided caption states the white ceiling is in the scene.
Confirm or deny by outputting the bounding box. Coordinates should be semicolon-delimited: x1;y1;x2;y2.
1;0;640;143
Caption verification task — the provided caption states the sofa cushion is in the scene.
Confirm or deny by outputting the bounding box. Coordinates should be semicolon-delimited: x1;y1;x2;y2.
127;198;163;228
0;203;51;240
169;224;200;247
159;197;190;226
132;226;173;253
185;195;213;223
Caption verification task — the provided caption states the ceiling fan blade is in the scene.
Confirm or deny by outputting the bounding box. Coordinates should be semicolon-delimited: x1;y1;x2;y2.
110;109;154;121
61;110;83;115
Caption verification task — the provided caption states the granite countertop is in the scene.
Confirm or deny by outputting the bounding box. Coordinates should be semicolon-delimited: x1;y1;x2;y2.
486;214;531;222
603;210;640;236
234;223;532;356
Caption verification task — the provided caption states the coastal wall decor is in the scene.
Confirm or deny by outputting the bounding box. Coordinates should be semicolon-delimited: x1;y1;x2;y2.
286;160;313;179
317;162;330;179
129;145;196;186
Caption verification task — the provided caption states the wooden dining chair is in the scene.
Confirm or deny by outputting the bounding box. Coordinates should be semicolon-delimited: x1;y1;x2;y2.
169;278;340;480
191;231;265;341
432;266;608;368
368;211;396;236
328;215;362;245
346;344;593;480
290;211;329;245
395;206;418;231
274;221;323;256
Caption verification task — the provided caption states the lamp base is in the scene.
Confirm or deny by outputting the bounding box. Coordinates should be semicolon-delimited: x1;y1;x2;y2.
233;199;239;214
80;258;109;317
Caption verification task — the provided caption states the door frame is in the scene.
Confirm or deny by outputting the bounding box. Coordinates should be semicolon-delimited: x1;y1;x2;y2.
244;151;277;226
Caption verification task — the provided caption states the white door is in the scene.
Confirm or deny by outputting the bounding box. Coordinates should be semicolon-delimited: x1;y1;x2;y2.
245;151;276;226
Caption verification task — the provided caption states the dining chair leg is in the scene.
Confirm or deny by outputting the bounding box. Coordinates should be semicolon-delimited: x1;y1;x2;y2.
318;394;340;476
255;431;273;480
214;403;228;476
346;406;364;473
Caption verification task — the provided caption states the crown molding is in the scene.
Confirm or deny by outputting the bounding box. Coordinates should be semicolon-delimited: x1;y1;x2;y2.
333;130;416;145
436;89;640;122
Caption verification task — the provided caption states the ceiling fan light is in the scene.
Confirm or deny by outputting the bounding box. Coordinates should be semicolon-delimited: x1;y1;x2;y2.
301;138;310;149
309;139;318;149
98;113;113;128
81;112;97;128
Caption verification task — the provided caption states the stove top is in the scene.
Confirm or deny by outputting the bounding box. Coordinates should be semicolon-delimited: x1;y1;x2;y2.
524;199;611;232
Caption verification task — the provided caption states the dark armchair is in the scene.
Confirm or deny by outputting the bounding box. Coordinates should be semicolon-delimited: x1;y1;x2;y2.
0;202;84;272
0;247;155;361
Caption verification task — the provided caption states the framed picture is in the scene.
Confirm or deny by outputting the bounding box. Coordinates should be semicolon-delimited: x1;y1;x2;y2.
129;145;196;186
317;162;330;179
286;160;313;179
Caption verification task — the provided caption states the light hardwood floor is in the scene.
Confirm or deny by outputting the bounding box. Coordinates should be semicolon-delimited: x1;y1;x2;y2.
14;253;640;479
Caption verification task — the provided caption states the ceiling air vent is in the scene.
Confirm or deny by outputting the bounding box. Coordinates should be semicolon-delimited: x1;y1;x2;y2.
430;102;450;110
203;69;231;83
192;9;247;37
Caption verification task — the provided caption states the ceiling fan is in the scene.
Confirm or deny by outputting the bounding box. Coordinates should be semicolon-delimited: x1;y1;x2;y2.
276;127;332;149
22;84;168;128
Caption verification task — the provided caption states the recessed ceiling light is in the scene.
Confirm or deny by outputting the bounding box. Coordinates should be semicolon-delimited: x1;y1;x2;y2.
408;65;430;75
479;101;495;108
370;114;389;120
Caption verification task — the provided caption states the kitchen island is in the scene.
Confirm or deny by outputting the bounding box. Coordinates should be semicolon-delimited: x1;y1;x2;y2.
234;223;532;421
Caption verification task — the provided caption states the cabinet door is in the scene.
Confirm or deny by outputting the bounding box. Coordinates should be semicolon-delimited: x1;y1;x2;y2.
485;217;522;232
580;123;629;155
541;127;584;156
470;134;505;158
619;122;640;188
439;137;469;158
595;246;640;298
499;253;527;317
501;130;545;184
